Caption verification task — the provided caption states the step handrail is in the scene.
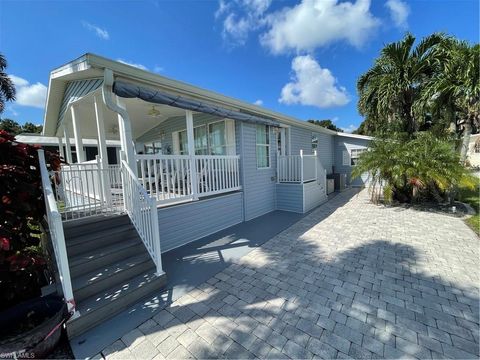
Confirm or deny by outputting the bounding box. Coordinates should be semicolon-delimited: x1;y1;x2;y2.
121;159;163;275
38;149;76;315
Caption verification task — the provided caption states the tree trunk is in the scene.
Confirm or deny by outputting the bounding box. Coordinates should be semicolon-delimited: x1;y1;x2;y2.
459;120;472;165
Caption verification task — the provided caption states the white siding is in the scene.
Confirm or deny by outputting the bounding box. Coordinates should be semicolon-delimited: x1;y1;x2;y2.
241;123;277;220
276;184;303;213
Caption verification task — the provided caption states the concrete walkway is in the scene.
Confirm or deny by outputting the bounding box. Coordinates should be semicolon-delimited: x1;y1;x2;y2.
100;189;479;359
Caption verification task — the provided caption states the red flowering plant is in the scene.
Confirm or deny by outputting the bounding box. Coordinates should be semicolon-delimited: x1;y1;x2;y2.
0;130;61;310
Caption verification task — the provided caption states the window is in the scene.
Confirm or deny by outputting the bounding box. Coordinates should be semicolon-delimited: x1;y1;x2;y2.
256;125;270;168
194;126;208;154
312;134;318;152
350;148;366;166
209;121;226;155
172;119;235;155
144;141;162;154
178;125;208;155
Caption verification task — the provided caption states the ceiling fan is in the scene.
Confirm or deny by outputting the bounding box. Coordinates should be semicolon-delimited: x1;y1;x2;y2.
147;105;161;118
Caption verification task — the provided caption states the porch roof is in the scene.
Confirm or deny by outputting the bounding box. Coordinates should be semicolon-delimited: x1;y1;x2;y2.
43;53;338;138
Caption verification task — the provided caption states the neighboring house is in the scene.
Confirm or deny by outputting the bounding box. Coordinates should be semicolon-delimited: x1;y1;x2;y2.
467;133;480;168
16;133;121;164
39;53;371;338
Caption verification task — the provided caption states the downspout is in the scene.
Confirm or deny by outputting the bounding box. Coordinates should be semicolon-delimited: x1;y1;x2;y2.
101;68;137;176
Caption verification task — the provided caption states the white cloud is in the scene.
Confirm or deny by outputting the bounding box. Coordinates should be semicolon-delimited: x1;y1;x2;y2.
82;21;110;40
10;75;47;109
216;0;272;46
261;0;380;54
254;99;263;106
385;0;410;29
279;55;349;109
117;59;148;71
215;0;230;19
341;124;357;133
153;65;164;73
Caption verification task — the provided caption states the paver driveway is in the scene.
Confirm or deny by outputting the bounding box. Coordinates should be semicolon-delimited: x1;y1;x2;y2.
101;189;480;359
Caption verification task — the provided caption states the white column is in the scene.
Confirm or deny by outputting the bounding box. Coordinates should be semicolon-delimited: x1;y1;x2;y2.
94;95;112;206
94;96;109;167
70;105;85;163
116;96;136;176
57;135;65;160
63;125;73;164
186;110;198;200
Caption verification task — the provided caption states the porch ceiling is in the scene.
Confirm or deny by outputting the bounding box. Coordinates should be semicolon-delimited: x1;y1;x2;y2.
62;91;186;141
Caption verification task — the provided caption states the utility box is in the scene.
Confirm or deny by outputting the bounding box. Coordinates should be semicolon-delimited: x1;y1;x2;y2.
327;179;335;194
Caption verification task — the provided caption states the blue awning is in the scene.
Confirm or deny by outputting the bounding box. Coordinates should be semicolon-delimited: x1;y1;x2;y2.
113;81;280;127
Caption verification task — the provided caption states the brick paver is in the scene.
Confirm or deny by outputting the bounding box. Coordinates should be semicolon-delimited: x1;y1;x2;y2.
102;189;480;359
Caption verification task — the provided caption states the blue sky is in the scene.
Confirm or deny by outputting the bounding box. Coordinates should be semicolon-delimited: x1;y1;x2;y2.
1;0;478;132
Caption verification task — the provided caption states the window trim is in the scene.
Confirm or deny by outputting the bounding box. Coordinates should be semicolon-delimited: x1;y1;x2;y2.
256;124;271;169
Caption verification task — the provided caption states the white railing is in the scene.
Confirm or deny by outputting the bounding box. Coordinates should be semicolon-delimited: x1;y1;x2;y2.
277;155;302;182
136;154;241;205
196;155;241;196
277;150;317;183
38;150;76;315
121;159;163;275
137;154;193;204
54;158;122;220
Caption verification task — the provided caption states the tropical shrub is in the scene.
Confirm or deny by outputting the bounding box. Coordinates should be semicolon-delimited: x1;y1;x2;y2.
0;131;61;310
352;132;476;203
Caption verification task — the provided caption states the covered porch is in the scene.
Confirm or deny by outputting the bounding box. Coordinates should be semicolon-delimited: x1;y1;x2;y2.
53;82;244;221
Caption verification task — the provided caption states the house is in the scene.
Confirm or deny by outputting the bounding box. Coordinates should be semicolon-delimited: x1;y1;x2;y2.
39;53;371;338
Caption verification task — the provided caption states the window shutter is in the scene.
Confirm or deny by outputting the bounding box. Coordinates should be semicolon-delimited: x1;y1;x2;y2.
342;150;350;166
172;132;180;155
225;119;236;155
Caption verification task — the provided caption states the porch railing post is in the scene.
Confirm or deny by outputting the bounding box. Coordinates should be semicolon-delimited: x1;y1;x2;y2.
314;150;318;182
185;110;198;200
119;151;128;213
150;198;163;275
276;151;280;184
300;149;304;183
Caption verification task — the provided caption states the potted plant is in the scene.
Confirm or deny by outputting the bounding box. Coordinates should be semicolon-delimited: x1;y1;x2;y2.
0;130;68;358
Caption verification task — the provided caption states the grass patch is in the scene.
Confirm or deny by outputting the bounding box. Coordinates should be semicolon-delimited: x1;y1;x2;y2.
457;177;480;235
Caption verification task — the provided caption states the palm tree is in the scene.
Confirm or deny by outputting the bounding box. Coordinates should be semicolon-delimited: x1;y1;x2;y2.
357;33;445;136
421;40;480;163
0;54;16;114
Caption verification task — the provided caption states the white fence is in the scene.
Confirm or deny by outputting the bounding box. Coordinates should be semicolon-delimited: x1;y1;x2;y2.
277;151;317;183
38;150;76;315
136;154;241;205
121;159;163;274
54;158;122;220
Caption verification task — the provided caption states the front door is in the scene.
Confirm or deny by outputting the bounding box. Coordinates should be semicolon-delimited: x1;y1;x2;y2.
277;128;286;156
